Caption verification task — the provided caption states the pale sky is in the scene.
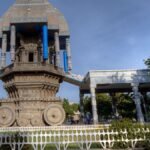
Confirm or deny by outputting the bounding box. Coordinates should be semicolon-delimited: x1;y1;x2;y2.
0;0;150;102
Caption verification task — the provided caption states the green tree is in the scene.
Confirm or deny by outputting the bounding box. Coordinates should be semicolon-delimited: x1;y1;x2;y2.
82;96;92;114
63;99;79;118
82;93;136;122
63;99;74;117
117;93;136;119
71;103;79;112
109;93;136;119
96;93;112;120
144;58;150;68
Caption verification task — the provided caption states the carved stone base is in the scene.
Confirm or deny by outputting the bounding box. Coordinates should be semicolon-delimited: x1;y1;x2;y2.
0;99;65;127
0;63;66;127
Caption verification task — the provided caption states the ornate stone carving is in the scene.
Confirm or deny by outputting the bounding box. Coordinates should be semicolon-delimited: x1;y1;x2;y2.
0;106;15;127
16;118;31;127
31;116;43;127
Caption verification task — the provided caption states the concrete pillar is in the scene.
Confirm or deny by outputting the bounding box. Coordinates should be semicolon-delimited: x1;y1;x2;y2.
54;32;60;67
66;38;72;72
90;85;98;124
10;25;16;62
1;34;7;68
131;83;144;123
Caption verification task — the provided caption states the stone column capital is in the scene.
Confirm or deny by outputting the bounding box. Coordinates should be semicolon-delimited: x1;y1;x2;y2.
90;86;96;96
90;79;96;89
54;32;59;37
131;82;139;88
131;83;140;94
11;25;16;30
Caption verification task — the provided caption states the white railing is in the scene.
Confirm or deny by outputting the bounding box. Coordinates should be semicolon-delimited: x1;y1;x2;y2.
0;125;149;150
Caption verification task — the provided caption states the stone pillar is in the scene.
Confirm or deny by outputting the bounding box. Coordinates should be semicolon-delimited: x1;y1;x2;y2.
10;25;16;62
1;34;7;68
90;84;98;124
54;32;60;67
22;50;27;63
34;51;38;63
131;83;144;123
66;38;72;72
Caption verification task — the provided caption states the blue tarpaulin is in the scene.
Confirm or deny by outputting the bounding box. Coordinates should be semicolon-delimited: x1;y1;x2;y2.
63;51;68;73
42;25;48;60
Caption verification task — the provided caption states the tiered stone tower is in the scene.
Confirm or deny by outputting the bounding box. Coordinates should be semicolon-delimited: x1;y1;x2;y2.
0;0;72;127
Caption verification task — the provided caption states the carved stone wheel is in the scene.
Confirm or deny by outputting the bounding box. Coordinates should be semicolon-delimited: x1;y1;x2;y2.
0;106;15;127
43;104;65;126
17;118;31;127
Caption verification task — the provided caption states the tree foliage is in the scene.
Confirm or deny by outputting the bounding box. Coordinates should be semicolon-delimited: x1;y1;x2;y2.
82;96;92;114
82;93;136;121
117;93;136;119
96;94;112;120
144;58;150;68
63;99;79;118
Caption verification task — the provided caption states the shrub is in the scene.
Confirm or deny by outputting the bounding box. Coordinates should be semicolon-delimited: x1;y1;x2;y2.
110;119;150;149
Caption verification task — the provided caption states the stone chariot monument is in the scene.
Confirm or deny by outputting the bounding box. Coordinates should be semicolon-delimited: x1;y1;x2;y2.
0;0;72;127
